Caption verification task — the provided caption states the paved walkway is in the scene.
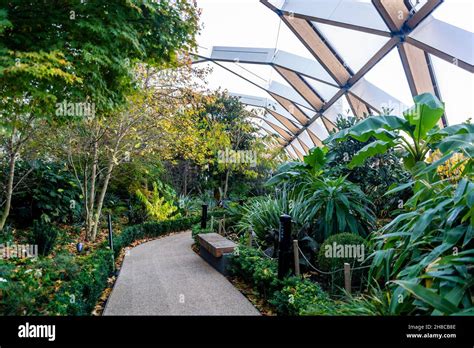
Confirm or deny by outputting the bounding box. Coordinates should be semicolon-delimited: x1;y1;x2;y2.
104;231;260;315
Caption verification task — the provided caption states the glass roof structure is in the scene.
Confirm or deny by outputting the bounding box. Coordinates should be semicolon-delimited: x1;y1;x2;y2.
194;0;474;160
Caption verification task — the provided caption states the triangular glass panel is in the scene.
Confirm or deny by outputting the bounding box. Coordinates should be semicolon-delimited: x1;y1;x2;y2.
312;22;391;73
433;1;474;33
431;54;474;125
363;48;414;115
308;117;330;141
301;76;340;101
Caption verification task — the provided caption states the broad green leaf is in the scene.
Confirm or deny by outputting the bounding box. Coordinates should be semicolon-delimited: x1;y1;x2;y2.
438;133;474;157
348;140;394;169
392;280;458;315
327;115;408;143
404;93;444;143
439;123;474;136
303;146;327;171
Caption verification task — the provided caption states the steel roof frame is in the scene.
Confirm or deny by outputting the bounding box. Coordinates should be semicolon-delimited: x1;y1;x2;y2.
194;0;472;154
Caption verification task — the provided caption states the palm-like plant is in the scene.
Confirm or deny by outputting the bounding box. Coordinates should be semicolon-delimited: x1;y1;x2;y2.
299;176;376;239
235;192;290;241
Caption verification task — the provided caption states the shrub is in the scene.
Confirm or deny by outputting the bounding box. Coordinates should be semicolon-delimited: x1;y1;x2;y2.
9;160;82;225
317;233;369;292
0;249;113;315
270;276;329;315
51;249;114;315
228;246;279;295
325;116;411;218
228;244;385;316
135;182;179;221
29;220;60;256
302;283;391;316
229;245;331;315
235;196;285;241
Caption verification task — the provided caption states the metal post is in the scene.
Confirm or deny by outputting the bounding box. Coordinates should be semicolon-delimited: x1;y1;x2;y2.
293;240;300;277
201;204;208;229
107;213;114;251
107;213;115;272
344;263;352;295
248;229;253;247
278;214;292;279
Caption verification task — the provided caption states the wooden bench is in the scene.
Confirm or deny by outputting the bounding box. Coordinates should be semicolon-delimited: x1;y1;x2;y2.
197;233;237;275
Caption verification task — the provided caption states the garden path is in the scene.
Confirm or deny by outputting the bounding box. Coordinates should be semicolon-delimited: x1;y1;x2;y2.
103;231;260;315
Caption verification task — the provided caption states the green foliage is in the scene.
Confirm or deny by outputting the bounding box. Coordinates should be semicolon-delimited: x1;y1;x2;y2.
236;195;288;241
369;177;473;315
229;245;349;316
299;176;376;239
302;284;391;316
9;160;82;225
1;213;197;315
327;93;449;171
0;0;199;120
0;224;13;243
135;182;179;221
265;146;376;239
265;147;328;194
0;249;113;315
426;123;474;178
228;246;279;297
29;220;59;256
325;116;411;218
270;276;329;315
51;249;113;315
108;159;165;199
318;233;369;291
178;194;202;217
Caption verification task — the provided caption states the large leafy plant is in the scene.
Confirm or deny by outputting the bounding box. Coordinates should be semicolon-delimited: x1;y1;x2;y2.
369;176;473;315
325;115;411;218
298;176;376;239
327;93;471;172
265;147;327;196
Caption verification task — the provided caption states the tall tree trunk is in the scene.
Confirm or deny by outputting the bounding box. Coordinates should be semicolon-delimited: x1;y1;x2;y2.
0;152;16;231
90;160;114;241
223;169;230;200
86;141;98;239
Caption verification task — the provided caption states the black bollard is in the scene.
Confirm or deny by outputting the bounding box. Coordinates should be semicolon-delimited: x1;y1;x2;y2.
201;204;208;229
107;213;116;273
278;214;292;279
107;213;114;251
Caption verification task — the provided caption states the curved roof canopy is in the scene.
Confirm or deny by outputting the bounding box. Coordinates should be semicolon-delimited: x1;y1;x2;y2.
194;0;474;160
